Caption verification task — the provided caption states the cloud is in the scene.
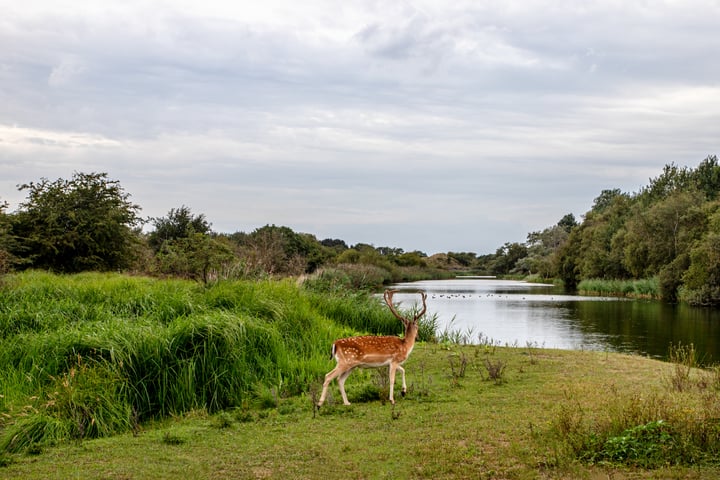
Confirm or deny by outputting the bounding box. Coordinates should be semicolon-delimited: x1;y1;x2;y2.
1;1;719;254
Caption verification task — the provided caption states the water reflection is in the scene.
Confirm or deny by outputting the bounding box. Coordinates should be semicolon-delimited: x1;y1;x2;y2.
391;278;720;363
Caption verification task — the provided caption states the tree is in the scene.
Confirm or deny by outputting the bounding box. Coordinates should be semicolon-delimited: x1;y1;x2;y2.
447;252;478;267
491;242;528;275
524;216;574;278
157;233;235;284
641;163;693;203
574;190;633;279
148;206;211;252
680;203;720;305
320;238;348;253
10;172;142;272
557;213;578;232
692;155;720;200
234;225;328;276
622;190;705;277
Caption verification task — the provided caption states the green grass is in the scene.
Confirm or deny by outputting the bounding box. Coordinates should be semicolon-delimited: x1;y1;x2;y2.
578;277;660;299
1;271;720;478
1;345;719;479
0;271;430;453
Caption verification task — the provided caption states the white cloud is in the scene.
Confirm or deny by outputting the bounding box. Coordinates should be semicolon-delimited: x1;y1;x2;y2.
1;0;719;254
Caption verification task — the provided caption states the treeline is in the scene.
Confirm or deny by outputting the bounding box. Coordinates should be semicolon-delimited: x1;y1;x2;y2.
2;156;719;305
466;155;720;306
0;173;455;289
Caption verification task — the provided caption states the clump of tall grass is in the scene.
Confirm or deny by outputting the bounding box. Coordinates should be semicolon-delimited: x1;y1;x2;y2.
549;343;720;467
2;272;415;452
578;277;659;299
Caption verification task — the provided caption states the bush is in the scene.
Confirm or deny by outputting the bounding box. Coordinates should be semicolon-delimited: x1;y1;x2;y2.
305;264;392;292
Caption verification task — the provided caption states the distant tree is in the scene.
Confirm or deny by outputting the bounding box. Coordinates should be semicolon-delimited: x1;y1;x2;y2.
148;206;211;252
691;155;720;200
524;217;573;278
491;242;528;275
591;189;625;213
640;163;693;203
557;231;581;290
320;238;348;252
352;243;377;254
557;213;578;232
396;250;427;267
235;225;328;275
157;233;235;284
575;190;633;279
680;204;720;305
335;248;361;264
10;172;142;272
622;190;705;277
447;252;478;267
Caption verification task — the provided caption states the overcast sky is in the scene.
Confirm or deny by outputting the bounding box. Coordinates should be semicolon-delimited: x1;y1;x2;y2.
1;1;718;255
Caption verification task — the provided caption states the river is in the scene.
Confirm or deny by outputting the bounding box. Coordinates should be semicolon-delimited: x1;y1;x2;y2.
391;278;720;364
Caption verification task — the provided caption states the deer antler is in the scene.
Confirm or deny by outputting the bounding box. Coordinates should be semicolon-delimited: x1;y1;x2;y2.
383;290;406;325
383;290;427;326
413;292;428;321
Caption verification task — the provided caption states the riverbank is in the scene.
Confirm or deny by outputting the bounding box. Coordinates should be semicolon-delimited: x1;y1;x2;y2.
3;344;719;479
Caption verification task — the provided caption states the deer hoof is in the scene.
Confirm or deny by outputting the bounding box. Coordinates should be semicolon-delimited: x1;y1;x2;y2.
401;390;406;397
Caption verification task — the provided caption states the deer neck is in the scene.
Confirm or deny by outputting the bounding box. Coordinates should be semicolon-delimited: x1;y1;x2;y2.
403;322;419;345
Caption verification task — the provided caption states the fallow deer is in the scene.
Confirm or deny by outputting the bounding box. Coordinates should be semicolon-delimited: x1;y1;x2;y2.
317;289;427;406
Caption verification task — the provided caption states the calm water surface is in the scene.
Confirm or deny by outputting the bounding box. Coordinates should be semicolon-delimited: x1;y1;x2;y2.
391;278;720;363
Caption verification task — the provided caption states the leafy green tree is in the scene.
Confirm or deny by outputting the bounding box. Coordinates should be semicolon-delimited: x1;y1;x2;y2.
320;238;348;255
681;204;720;305
396;250;427;267
10;172;142;272
335;248;361;264
447;252;478;268
235;225;328;275
641;163;693;203
557;213;578;232
148;206;211;252
491;242;528;275
524;215;574;278
157;233;235;283
692;155;720;200
622;190;705;277
557;230;581;290
575;190;633;279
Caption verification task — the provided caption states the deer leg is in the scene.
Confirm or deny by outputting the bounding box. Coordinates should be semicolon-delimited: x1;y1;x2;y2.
318;365;342;407
337;369;354;405
397;364;407;397
388;364;398;404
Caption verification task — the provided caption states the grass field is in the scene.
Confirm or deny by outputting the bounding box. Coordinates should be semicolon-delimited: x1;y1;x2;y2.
2;343;720;479
1;272;719;479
